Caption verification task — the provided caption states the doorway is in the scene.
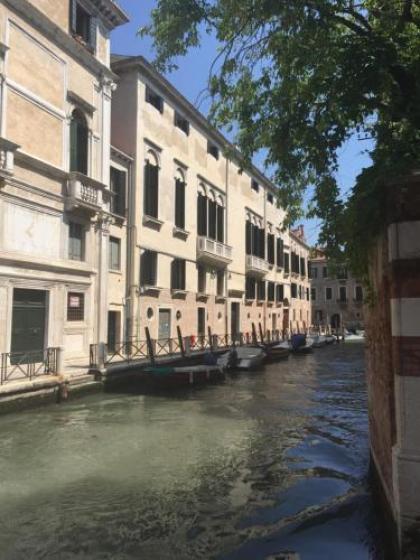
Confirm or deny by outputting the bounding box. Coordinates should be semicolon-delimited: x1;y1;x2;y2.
282;309;289;335
158;309;171;340
197;307;206;337
11;288;48;362
272;314;277;336
331;313;341;329
107;311;121;353
231;302;240;338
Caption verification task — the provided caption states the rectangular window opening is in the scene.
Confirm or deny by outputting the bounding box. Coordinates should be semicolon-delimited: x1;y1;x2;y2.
67;292;85;322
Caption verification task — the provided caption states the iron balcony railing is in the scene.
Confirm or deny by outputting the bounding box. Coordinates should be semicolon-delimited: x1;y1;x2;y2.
197;236;233;264
0;348;59;385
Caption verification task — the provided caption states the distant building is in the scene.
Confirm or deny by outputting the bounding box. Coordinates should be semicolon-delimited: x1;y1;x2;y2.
309;248;364;330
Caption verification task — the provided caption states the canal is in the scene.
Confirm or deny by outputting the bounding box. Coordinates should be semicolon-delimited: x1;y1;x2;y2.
0;345;390;559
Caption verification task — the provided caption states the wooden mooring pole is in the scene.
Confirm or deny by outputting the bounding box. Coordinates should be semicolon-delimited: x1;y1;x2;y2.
177;326;185;357
145;327;155;366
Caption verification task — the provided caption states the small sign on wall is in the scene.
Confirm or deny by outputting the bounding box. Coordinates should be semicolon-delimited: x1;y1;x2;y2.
69;295;81;308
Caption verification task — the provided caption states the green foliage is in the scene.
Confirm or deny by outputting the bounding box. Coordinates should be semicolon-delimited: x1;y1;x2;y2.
141;0;420;272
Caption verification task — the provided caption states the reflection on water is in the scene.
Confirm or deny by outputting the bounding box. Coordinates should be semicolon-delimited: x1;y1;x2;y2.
0;345;388;559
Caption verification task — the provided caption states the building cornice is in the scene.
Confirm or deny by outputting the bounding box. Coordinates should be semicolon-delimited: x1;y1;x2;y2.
111;55;280;196
4;0;119;81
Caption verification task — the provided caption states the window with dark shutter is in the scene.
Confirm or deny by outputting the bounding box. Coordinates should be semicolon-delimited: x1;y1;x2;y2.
70;109;88;174
110;167;126;216
300;257;306;276
245;221;252;255
70;1;95;50
109;237;121;271
140;250;157;286
259;228;265;259
267;234;275;265
197;193;207;236
174;112;189;135
284;252;290;273
251;179;259;192
268;282;275;302
216;205;224;243
207;142;219;160
276;284;284;302
267;192;274;204
146;87;164;113
68;222;85;261
245;276;256;299
355;286;363;301
257;281;266;300
276;238;284;267
197;265;206;293
171;259;186;290
175;178;185;229
208;199;217;240
291;283;297;299
144;161;159;218
326;287;332;300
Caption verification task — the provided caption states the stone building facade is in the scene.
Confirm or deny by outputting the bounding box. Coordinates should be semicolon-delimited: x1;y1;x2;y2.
0;0;128;370
110;55;311;344
0;4;311;375
309;248;365;330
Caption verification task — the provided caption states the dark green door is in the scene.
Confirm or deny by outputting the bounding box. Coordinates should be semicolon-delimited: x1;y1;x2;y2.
11;289;47;362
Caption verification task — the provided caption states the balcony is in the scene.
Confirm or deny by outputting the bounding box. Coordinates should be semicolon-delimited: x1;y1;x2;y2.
0;137;20;180
197;236;233;266
246;255;269;277
65;172;106;215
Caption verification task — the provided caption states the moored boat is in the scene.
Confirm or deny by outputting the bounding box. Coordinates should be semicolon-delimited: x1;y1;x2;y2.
290;334;314;354
218;346;266;371
144;364;225;388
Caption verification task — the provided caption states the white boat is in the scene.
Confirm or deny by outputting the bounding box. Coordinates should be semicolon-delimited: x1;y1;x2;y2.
218;346;266;370
343;330;365;343
307;335;327;348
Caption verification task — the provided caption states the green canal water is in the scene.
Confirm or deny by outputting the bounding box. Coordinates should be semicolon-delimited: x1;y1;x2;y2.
0;345;390;559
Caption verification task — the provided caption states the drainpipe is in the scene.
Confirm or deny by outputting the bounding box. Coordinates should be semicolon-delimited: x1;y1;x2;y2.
125;158;136;341
225;157;229;337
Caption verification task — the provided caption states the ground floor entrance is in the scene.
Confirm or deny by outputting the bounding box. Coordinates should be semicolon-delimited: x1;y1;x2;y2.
158;309;171;340
107;311;121;353
11;288;48;362
231;302;240;337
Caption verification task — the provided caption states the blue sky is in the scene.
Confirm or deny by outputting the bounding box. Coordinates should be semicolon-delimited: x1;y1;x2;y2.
112;0;373;245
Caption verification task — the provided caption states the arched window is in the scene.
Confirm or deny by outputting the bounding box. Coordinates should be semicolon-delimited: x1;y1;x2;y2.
144;149;160;219
174;168;186;229
70;109;88;174
197;185;225;242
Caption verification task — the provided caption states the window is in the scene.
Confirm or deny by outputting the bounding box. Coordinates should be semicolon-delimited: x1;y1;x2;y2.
174;112;189;135
245;276;256;299
144;160;159;218
68;222;85;261
70;1;96;50
67;292;84;322
323;266;328;278
326;287;332;300
291;252;300;274
257;280;266;301
284;252;290;273
140;250;157;286
337;267;348;280
197;192;224;242
355;285;363;301
339;286;347;302
291;283;298;299
171;259;186;291
175;177;186;229
276;284;284;302
70;109;88;175
300;257;306;277
197;192;207;236
110;167;126;217
310;265;318;279
276;238;284;268
251;179;259;192
109;237;121;271
207;142;219;160
315;310;323;323
311;288;316;301
197;265;206;294
267;282;275;302
267;233;275;265
217;270;225;297
306;288;310;301
246;219;265;258
146;87;164;113
267;192;274;204
298;285;302;299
